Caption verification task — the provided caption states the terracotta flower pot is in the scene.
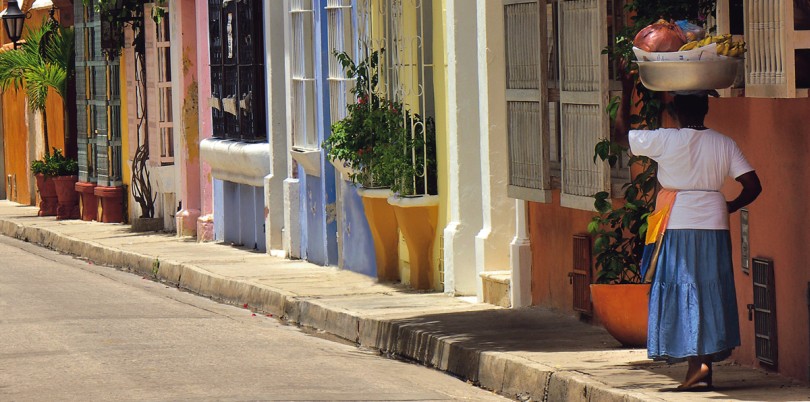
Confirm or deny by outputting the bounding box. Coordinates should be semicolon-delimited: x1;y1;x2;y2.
34;174;58;217
388;195;439;291
75;181;98;221
94;185;124;223
357;188;399;282
53;175;80;220
590;283;651;347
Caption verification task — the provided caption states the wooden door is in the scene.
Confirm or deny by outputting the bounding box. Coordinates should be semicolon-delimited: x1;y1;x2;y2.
3;89;30;205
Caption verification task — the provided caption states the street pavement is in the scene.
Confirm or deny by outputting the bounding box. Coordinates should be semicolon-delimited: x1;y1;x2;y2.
0;235;507;401
1;200;809;401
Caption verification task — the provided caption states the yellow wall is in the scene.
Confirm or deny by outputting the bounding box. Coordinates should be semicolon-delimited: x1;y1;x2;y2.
433;0;448;291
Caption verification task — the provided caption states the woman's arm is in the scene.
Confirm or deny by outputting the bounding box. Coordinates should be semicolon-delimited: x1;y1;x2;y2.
727;171;762;213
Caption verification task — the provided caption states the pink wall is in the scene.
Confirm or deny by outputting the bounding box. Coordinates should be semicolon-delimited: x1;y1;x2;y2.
176;0;201;220
528;95;810;382
195;0;213;217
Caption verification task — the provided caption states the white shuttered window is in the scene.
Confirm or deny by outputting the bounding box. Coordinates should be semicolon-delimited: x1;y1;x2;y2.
557;0;609;210
504;0;551;203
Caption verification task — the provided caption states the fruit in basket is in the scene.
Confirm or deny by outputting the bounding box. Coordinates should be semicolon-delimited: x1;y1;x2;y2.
717;39;747;57
633;19;687;52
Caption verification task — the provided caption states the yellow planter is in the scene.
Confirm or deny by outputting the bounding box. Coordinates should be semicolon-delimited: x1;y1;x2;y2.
388;195;440;290
357;188;399;282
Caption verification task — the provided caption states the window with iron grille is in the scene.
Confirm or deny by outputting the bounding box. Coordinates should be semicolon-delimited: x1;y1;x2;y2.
326;0;354;125
290;0;318;149
208;0;267;142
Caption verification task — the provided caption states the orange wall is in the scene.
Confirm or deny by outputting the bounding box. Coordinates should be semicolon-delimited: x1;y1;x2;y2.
527;95;810;382
709;96;810;382
528;190;596;313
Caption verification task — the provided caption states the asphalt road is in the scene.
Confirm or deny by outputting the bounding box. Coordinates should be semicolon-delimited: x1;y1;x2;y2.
0;235;507;401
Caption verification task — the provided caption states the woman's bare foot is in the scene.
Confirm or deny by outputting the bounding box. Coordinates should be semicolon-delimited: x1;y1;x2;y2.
678;362;711;389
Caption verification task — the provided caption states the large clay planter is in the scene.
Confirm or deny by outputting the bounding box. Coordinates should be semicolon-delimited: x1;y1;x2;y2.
34;174;58;216
590;283;651;347
94;185;124;223
388;195;439;290
75;181;98;221
357;188;399;282
53;175;80;220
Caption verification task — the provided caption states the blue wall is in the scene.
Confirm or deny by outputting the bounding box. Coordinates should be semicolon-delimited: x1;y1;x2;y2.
340;180;376;276
213;179;266;252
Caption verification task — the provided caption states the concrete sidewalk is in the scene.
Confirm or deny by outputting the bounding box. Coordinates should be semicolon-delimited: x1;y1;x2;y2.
1;201;807;402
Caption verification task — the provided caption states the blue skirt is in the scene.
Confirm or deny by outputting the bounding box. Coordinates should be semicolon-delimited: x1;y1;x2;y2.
647;229;740;363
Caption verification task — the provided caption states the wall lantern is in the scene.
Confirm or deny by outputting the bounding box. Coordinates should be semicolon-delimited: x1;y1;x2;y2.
2;1;26;49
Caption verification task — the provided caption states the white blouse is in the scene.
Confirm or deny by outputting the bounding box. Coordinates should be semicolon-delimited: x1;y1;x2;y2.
629;128;754;230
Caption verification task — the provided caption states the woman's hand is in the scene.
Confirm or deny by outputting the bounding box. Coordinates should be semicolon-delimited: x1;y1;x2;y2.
727;171;762;213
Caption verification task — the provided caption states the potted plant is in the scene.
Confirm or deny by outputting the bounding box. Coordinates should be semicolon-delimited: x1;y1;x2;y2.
382;111;439;290
49;149;80;220
323;50;402;282
587;140;656;347
30;153;58;217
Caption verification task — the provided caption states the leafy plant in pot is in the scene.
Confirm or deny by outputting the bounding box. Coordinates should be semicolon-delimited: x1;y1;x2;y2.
30;151;59;217
30;149;79;219
587;139;657;347
322;49;403;282
379;107;439;290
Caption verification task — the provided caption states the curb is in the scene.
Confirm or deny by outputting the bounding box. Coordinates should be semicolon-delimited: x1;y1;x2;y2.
0;219;655;402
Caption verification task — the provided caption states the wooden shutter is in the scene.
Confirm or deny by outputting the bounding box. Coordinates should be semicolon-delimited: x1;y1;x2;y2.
504;0;551;203
743;0;810;98
557;0;609;211
752;258;778;367
571;234;592;313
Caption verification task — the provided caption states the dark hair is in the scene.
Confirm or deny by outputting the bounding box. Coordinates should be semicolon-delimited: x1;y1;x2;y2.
673;94;709;120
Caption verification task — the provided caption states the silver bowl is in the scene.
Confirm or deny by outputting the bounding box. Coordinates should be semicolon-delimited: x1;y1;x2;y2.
636;59;743;91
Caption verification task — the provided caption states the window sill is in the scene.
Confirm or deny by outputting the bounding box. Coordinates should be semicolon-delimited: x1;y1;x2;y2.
290;147;322;177
200;138;271;187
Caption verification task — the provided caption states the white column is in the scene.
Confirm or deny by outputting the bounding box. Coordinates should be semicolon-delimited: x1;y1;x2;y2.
510;200;532;308
264;0;289;253
281;0;302;259
443;0;483;296
474;0;515;302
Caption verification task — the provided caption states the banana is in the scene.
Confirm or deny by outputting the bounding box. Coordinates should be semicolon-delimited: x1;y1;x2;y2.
716;41;729;56
698;36;712;47
713;34;732;44
679;41;699;51
727;44;741;58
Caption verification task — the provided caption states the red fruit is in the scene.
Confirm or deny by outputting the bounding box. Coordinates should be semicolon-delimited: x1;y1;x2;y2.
633;19;687;52
243;303;249;309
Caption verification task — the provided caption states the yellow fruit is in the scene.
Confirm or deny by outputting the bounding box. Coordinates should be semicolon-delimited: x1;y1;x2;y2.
713;34;732;44
716;42;729;56
679;41;698;51
728;44;741;57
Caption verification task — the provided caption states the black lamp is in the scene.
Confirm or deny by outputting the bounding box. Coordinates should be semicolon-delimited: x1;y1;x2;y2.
2;1;25;49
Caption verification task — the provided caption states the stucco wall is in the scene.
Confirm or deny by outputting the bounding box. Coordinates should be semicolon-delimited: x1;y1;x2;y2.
709;96;810;382
528;190;595;313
